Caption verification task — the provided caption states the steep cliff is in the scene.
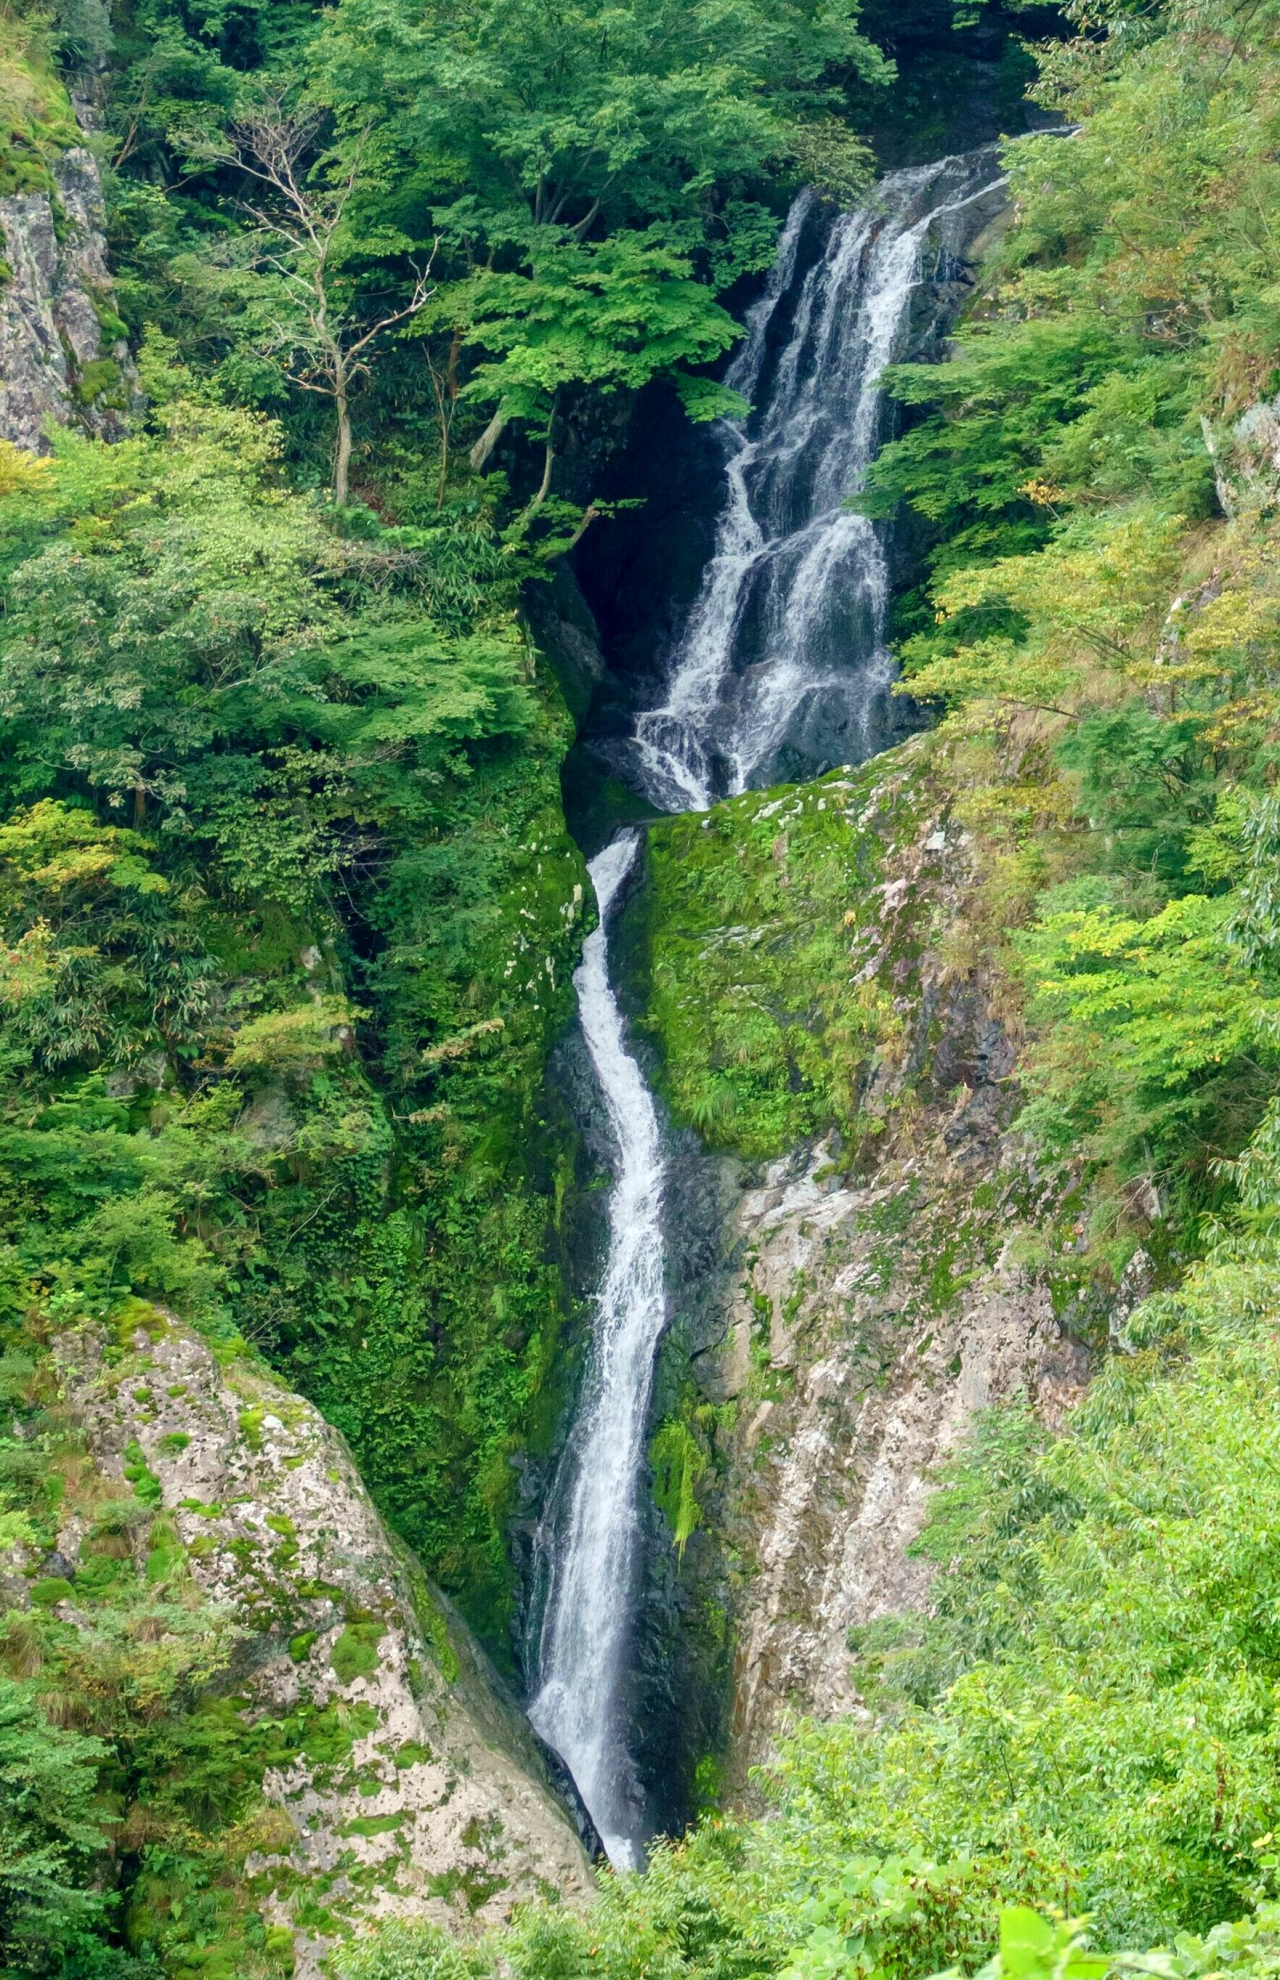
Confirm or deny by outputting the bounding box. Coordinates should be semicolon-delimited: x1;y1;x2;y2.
0;143;136;448
43;1307;590;1973
635;735;1098;1793
0;35;137;452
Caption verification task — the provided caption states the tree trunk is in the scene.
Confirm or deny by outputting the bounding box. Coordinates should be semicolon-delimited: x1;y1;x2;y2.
469;407;508;472
530;434;554;511
437;327;461;508
334;379;352;505
525;395;558;513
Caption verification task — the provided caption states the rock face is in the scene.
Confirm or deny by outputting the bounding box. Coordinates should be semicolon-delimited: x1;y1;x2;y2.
0;143;135;449
52;1311;592;1973
710;1131;1088;1784
639;742;1096;1796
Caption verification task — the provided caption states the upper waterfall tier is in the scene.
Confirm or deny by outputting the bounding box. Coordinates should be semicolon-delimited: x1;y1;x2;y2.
628;150;1007;812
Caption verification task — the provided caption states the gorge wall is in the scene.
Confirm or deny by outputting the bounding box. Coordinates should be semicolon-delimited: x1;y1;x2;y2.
630;744;1096;1800
547;152;1068;1838
0;130;137;448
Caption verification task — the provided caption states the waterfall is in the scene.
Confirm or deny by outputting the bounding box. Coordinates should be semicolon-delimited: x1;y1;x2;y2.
529;151;1005;1869
528;832;666;1869
632;153;1005;809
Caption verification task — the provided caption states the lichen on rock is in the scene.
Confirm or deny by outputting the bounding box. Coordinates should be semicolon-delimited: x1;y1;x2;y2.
0;139;138;449
50;1307;591;1974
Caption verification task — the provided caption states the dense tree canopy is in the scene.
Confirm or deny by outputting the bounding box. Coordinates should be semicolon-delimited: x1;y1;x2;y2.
6;0;1280;1969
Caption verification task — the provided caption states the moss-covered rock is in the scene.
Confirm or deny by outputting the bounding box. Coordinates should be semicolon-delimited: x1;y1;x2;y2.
634;733;1099;1794
52;1308;591;1975
0;19;78;198
636;749;934;1158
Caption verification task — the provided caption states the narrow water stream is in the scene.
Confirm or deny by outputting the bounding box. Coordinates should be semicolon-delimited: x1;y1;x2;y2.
529;149;1006;1868
528;832;666;1868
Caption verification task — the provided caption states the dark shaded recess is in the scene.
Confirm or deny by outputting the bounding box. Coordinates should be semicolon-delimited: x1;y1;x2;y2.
564;3;1057;811
569;377;730;731
853;0;1064;168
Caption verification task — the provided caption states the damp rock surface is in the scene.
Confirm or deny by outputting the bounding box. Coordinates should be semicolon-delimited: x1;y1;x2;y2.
712;1133;1087;1782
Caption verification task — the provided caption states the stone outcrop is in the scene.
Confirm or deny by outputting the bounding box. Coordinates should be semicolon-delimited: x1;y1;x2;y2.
646;745;1096;1793
708;1130;1088;1784
0;142;136;449
51;1311;591;1973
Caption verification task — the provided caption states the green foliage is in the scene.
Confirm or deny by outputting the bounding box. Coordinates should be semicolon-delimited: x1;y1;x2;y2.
649;1418;709;1558
857;0;1280;731
312;0;892;459
836;0;1280;1266
865;0;1280;686
861;319;1141;612
444;229;749;432
0;379;592;1657
340;1893;1280;1980
0;1678;118;1974
948;1908;1109;1980
640;764;923;1157
97;0;891;513
1016;888;1280;1213
317;0;890;236
771;1199;1280;1945
0;1356;291;1976
335;1919;483;1979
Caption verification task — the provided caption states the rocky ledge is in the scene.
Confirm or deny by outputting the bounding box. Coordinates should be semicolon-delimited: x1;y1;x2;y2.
49;1309;591;1974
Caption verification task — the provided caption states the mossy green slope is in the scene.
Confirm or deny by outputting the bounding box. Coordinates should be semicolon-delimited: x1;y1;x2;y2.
0;12;78;198
638;753;934;1161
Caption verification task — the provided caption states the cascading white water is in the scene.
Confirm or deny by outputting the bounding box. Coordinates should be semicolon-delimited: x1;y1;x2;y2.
528;832;666;1869
632;153;1005;810
529;151;1006;1870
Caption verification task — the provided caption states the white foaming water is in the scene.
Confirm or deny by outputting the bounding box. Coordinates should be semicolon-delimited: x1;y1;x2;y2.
530;153;1006;1871
632;155;1006;809
528;832;666;1868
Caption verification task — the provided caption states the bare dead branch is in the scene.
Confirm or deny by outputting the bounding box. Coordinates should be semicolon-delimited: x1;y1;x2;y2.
216;104;436;502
